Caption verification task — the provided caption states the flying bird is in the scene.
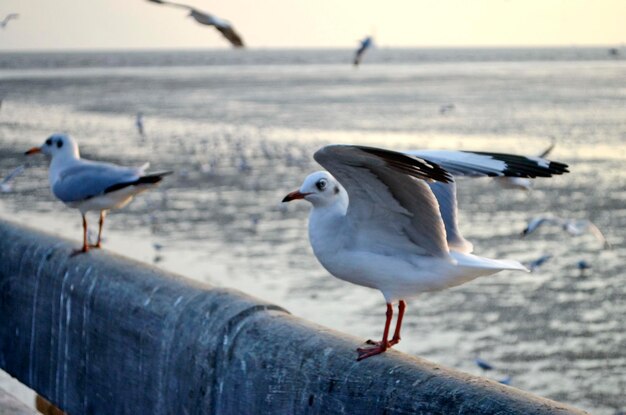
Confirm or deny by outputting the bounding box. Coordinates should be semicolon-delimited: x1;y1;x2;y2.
283;145;569;360
493;140;556;191
135;112;145;136
521;216;611;249
0;13;18;29
475;357;494;371
526;254;553;272
146;0;244;48
0;164;27;193
25;134;172;253
353;36;373;66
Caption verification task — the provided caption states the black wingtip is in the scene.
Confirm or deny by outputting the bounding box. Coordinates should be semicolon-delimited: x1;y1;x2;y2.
470;151;570;178
355;145;453;183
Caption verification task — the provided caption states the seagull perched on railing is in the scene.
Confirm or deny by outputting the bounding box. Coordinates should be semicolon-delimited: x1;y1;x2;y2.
146;0;244;47
353;36;373;66
283;145;569;360
521;216;611;249
25;134;172;253
0;13;18;29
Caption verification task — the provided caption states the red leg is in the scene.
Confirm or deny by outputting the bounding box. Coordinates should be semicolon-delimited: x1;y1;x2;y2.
389;300;406;346
357;303;393;361
91;211;106;248
72;214;89;255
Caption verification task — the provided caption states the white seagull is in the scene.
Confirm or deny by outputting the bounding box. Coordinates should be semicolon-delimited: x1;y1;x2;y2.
283;145;569;360
522;216;611;249
0;13;18;29
493;140;556;191
146;0;245;48
25;134;172;253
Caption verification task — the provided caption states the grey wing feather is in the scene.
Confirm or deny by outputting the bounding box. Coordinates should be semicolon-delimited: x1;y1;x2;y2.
314;145;451;259
53;161;141;203
428;181;473;253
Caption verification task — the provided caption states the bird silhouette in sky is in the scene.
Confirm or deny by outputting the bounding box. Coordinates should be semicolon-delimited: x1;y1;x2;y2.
146;0;244;48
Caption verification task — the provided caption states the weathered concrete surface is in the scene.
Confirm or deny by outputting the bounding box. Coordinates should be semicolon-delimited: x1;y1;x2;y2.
0;219;588;415
0;387;37;415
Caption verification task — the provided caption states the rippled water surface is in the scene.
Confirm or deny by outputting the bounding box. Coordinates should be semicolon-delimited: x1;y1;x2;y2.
0;48;625;414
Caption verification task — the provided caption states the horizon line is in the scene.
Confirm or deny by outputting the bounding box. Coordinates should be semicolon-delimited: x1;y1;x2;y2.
0;44;623;54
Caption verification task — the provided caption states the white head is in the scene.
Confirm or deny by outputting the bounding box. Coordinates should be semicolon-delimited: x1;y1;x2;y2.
282;171;345;208
25;133;80;160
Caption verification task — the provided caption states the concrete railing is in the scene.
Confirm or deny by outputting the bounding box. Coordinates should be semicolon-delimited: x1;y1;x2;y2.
0;219;587;415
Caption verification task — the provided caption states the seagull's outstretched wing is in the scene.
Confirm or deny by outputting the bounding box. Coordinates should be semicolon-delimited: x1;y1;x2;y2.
315;145;453;260
522;216;564;236
146;0;193;11
538;140;556;158
579;220;611;249
215;24;245;47
407;150;569;178
52;160;147;203
1;165;26;185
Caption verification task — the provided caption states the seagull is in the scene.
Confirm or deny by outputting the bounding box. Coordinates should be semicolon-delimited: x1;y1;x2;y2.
353;36;373;66
146;0;244;48
493;140;556;191
135;112;145;136
0;13;18;29
0;164;27;193
521;216;611;249
25;133;172;253
283;145;569;360
526;254;553;272
475;357;494;371
439;103;455;115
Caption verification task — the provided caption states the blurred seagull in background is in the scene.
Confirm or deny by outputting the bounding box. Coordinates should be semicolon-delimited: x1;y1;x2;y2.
25;133;172;253
526;254;553;272
0;13;18;29
493;139;556;191
0;164;27;193
283;145;568;360
474;357;494;371
439;103;456;115
146;0;245;48
522;216;611;249
353;36;373;66
135;112;145;136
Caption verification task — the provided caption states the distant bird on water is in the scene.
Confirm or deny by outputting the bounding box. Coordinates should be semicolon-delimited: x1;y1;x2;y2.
521;216;611;249
146;0;244;48
0;13;18;29
25;134;172;253
283;145;568;360
353;36;373;66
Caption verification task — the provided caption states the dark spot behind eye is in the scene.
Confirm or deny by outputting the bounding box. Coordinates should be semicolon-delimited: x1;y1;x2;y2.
334;186;339;194
45;138;52;146
56;140;63;148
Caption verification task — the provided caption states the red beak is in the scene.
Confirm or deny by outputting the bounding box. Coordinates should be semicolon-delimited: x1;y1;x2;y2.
282;190;310;202
25;147;41;155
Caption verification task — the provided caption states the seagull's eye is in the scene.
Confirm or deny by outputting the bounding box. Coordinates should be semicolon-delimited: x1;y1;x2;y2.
56;140;63;148
316;179;327;191
45;138;52;146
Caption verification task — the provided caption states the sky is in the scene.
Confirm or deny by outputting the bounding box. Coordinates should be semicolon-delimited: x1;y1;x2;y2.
0;0;624;50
